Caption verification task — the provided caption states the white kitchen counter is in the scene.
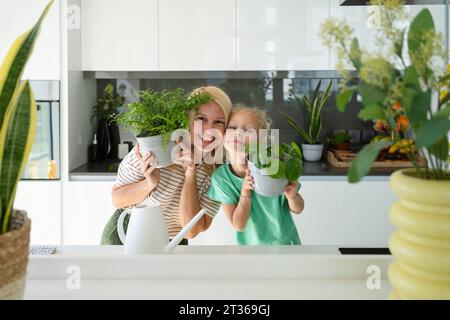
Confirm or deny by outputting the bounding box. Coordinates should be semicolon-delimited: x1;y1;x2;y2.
25;245;393;300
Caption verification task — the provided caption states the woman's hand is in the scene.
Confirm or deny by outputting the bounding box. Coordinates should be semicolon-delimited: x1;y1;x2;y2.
135;144;160;190
284;180;299;199
241;169;254;197
174;140;196;177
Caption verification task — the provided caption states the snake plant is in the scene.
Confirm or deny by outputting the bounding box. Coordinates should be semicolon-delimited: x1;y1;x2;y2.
0;0;54;234
281;80;333;144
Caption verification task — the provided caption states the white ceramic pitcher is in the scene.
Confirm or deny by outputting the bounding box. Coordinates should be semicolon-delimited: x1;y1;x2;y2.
117;204;206;254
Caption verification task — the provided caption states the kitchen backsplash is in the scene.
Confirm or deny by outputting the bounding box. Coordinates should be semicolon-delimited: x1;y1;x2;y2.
97;77;374;146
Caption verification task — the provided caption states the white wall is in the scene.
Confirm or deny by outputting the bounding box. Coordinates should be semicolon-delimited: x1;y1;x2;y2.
0;0;60;80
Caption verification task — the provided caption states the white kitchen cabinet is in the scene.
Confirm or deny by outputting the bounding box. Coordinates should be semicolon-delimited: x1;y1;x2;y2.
329;1;378;70
14;181;62;245
291;179;395;246
159;0;236;71
338;181;396;247
81;0;158;71
294;181;340;245
237;0;329;70
65;181;116;244
0;0;60;80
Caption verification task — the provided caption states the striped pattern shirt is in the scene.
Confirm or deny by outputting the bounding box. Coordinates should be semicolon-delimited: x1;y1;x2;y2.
115;147;221;237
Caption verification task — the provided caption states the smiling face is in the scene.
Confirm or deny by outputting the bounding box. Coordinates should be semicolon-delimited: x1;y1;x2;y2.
190;101;226;152
224;110;260;161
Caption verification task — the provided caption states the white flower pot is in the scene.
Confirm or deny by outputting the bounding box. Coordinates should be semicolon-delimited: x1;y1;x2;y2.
136;135;176;168
301;143;324;162
248;161;288;197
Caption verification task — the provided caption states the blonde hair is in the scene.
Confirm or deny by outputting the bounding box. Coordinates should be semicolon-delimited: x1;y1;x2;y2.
231;104;272;131
188;86;232;127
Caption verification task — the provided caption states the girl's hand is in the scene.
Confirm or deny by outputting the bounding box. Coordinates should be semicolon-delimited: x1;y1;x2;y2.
135;144;160;190
174;140;196;176
284;180;299;199
241;169;254;197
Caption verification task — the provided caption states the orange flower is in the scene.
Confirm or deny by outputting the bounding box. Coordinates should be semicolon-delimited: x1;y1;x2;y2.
374;120;389;132
391;101;401;111
395;115;410;132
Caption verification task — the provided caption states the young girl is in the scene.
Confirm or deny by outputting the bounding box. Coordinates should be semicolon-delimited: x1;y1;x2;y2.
208;106;304;245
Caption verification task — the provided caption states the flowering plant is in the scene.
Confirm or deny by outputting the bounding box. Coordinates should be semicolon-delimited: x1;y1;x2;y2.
320;0;449;182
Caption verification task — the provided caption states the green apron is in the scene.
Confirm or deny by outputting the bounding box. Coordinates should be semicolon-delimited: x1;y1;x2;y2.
100;209;188;245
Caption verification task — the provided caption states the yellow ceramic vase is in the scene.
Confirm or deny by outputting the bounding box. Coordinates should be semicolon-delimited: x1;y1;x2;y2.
389;169;450;299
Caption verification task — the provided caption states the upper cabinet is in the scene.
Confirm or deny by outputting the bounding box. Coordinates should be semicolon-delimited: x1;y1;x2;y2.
159;0;235;71
79;0;448;71
329;1;378;70
236;0;330;70
81;0;158;71
0;0;60;80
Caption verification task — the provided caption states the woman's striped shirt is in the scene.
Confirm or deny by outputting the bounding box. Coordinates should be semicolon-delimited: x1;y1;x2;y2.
115;147;221;237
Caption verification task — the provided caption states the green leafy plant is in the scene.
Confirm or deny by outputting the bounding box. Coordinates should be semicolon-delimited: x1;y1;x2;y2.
112;88;212;146
0;1;53;234
320;0;449;182
91;83;126;122
247;142;303;182
326;132;352;147
281;80;333;144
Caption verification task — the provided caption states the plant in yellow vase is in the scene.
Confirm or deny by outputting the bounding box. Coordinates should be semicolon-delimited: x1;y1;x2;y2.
0;0;54;299
320;0;449;299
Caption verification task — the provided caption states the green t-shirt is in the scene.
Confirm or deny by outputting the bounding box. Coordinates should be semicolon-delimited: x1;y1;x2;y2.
207;164;301;245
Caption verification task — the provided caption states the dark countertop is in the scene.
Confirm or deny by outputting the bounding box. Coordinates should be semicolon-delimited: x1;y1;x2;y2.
70;160;121;176
70;159;397;177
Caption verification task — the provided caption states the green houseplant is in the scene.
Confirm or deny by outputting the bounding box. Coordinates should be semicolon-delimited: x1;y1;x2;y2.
281;80;333;161
320;0;450;299
112;88;211;167
0;0;53;299
247;142;303;196
326;132;352;150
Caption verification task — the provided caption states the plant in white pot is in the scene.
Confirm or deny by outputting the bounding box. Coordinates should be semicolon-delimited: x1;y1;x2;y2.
247;142;303;197
112;88;211;167
0;1;53;299
281;80;332;161
320;0;450;299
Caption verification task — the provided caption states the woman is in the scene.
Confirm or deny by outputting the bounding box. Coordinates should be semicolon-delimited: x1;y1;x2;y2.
101;86;232;244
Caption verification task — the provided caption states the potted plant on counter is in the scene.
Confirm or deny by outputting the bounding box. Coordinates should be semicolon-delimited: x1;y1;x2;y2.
0;0;53;299
326;132;352;151
112;88;212;167
247;142;303;197
281;80;332;161
320;0;450;299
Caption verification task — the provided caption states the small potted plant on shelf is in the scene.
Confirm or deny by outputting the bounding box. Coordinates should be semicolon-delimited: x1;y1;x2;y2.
320;0;449;299
0;0;53;299
92;83;126;160
112;88;212;167
247;142;303;197
326;132;352;151
281;80;333;162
